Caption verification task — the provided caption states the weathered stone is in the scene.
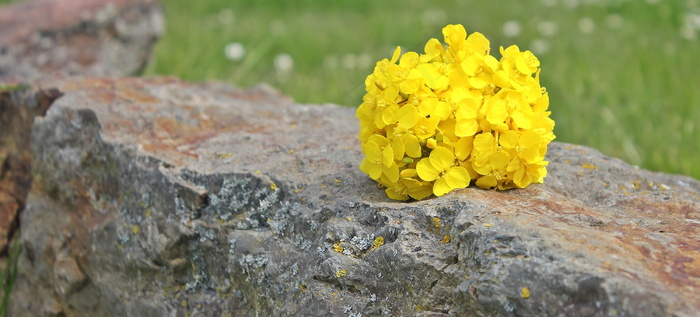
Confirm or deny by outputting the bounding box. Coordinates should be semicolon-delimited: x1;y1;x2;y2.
0;86;61;254
9;77;700;316
0;0;164;79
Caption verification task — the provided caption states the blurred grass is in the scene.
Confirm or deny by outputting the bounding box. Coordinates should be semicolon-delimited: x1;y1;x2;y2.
0;235;21;316
147;0;700;179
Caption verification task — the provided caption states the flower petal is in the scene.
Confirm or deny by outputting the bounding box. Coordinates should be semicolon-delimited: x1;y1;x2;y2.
486;99;507;125
454;136;474;161
384;163;400;183
409;184;435;200
499;130;519;148
402;134;422;158
429;146;454;172
390;46;401;63
433;177;452;196
491;151;511;170
397;105;420;130
416;158;440;181
382;144;394;168
475;175;497;189
385;188;409;201
455;119;478;137
444;167;470;189
392;136;405;161
361;158;382;180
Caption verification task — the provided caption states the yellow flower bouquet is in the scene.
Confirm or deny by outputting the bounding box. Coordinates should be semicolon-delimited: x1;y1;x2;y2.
357;24;555;201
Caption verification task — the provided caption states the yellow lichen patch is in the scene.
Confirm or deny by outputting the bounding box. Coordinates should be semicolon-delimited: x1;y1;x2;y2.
521;287;531;298
270;182;278;190
581;163;598;170
255;170;261;174
335;269;347;277
132;225;139;234
218;153;233;159
632;180;641;190
441;234;451;244
287;149;294;154
484;223;493;227
335;179;341;184
321;185;327;189
145;210;152;217
332;243;344;253
299;284;307;293
372;236;385;250
433;217;441;228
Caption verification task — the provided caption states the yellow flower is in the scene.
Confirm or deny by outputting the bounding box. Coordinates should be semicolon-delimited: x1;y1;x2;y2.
416;147;470;196
472;133;511;189
455;97;480;137
384;170;434;201
499;130;545;164
359;135;399;183
357;23;555;200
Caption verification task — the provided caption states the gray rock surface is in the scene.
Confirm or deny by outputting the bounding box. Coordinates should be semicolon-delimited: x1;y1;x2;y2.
0;0;164;79
8;77;700;316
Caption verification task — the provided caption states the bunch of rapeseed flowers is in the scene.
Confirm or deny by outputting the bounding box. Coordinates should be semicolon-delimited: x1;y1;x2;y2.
357;24;555;201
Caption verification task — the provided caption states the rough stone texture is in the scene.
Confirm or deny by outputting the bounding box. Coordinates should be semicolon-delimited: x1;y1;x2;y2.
0;0;164;79
0;86;61;255
9;76;700;316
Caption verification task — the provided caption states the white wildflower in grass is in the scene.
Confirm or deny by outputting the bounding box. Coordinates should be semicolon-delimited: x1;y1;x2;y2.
687;12;700;30
605;14;624;29
217;9;234;25
224;42;245;61
680;24;696;40
563;0;580;9
530;38;551;54
578;17;596;34
357;53;372;69
537;21;558;37
269;20;285;35
274;53;294;72
422;9;447;26
680;11;700;39
342;54;357;69
503;20;522;38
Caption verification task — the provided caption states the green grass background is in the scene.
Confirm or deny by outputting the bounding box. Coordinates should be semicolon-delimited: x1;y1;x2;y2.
146;0;700;180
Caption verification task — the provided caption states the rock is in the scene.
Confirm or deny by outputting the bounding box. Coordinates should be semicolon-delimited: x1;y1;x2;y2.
0;0;164;79
0;86;61;254
9;76;700;316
